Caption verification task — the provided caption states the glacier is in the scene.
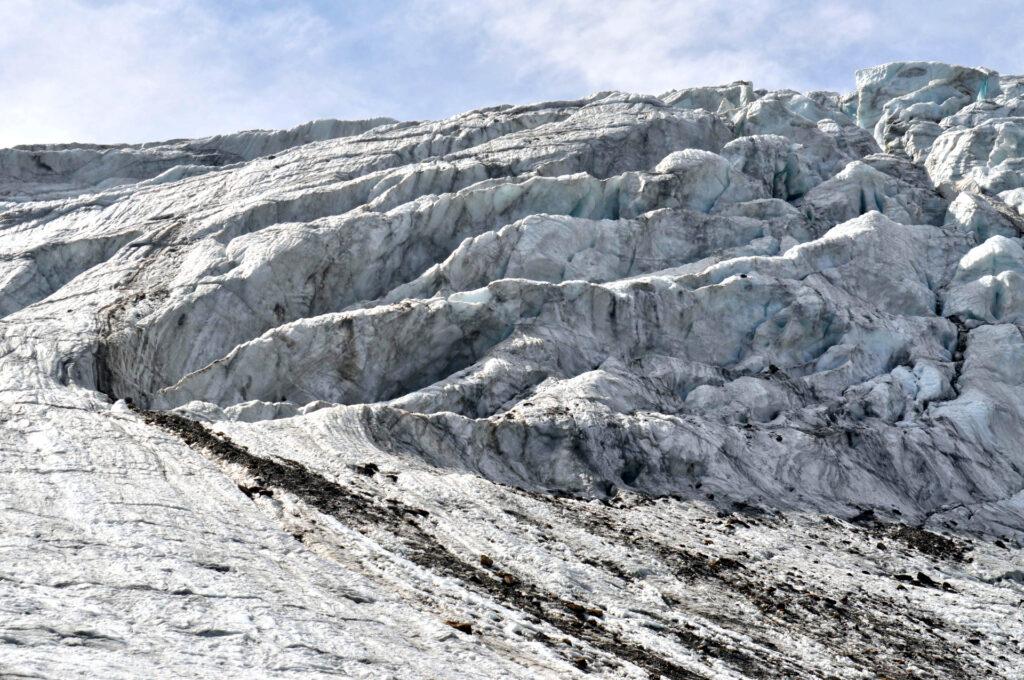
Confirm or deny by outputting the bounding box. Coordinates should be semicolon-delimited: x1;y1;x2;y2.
2;61;1024;678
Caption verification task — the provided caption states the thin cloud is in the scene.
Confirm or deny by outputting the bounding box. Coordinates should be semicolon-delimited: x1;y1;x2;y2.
0;0;1021;147
433;0;881;95
0;0;378;146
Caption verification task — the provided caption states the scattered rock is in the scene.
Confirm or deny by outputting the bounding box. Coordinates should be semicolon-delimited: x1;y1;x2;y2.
444;620;473;635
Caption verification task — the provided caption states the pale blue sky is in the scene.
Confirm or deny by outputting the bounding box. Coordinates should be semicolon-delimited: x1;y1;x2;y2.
1;0;1021;147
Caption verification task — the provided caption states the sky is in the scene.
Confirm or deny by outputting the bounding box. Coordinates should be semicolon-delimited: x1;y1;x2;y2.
1;0;1022;147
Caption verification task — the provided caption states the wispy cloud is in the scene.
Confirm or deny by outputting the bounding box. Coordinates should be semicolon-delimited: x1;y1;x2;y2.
434;0;878;95
425;0;1023;110
0;0;380;146
0;0;1021;147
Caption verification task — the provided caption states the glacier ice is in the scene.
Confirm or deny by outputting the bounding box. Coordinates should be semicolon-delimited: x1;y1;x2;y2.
2;62;1024;678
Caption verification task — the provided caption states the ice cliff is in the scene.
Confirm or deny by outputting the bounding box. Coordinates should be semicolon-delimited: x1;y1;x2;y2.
2;62;1024;678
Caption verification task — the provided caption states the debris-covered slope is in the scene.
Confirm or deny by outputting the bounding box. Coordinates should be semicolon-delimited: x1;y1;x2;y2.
2;62;1023;678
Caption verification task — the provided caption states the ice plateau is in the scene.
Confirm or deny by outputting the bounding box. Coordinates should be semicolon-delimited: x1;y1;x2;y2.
2;61;1024;679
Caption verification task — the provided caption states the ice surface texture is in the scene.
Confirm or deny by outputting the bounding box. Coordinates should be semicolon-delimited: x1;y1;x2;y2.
2;64;1024;678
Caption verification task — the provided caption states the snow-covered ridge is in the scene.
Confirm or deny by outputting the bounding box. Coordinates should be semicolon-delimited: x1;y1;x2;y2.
2;61;1023;678
0;117;396;202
